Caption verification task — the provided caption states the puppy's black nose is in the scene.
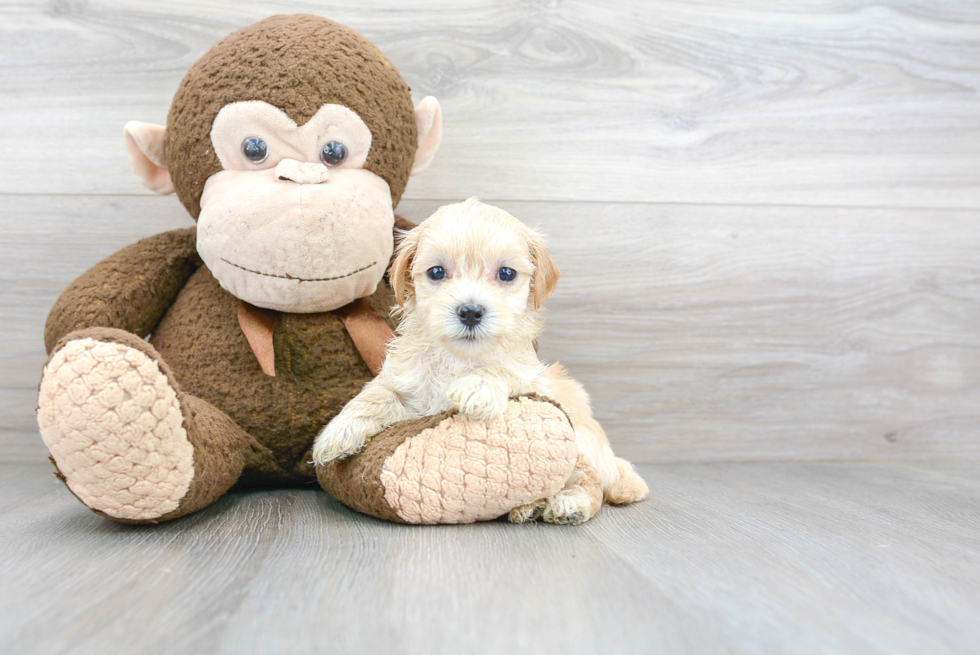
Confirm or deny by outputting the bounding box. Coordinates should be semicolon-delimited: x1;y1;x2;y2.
457;304;484;327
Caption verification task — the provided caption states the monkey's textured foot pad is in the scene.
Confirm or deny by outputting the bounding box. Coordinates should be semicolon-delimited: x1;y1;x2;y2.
317;396;578;524
37;337;194;520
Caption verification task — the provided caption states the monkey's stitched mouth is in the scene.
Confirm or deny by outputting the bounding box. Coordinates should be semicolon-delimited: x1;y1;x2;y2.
220;259;376;283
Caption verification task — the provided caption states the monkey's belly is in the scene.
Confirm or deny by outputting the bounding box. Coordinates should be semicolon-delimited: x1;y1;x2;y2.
149;266;376;477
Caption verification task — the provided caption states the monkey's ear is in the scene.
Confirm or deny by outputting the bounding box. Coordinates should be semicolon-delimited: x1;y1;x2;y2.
528;232;561;310
123;121;175;195
390;228;420;306
410;97;442;176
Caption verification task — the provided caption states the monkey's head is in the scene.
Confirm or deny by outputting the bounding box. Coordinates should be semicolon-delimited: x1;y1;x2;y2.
122;15;442;313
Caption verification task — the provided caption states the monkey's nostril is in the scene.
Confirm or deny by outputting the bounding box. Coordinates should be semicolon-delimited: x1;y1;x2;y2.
457;304;484;327
275;159;330;185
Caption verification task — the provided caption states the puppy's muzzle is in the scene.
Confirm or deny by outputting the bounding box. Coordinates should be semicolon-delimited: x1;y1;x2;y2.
457;304;484;328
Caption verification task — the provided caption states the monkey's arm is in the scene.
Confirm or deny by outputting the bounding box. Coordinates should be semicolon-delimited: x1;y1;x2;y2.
44;227;201;354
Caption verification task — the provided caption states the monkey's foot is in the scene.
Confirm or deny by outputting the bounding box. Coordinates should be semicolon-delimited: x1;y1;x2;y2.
38;334;194;521
317;396;578;524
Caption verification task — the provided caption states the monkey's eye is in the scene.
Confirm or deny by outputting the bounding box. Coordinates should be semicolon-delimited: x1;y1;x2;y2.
427;266;446;281
497;267;517;282
320;141;348;167
241;137;268;163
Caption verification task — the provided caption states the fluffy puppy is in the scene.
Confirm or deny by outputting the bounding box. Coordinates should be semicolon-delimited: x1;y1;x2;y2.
312;198;648;524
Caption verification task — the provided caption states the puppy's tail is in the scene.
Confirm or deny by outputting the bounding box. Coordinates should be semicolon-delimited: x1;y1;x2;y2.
604;457;649;505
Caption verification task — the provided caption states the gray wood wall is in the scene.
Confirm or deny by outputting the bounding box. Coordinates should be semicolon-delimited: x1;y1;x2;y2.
2;0;978;463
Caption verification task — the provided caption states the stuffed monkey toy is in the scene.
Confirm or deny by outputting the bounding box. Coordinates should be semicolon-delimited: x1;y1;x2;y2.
36;14;577;524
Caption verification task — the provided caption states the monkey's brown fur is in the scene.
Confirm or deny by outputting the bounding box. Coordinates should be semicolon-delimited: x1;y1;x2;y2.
167;14;418;219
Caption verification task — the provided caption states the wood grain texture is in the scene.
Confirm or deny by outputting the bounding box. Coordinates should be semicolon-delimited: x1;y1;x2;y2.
3;195;978;462
1;0;979;206
1;461;977;655
4;4;979;654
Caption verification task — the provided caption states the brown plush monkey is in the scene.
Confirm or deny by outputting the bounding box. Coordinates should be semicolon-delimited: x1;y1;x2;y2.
36;15;577;524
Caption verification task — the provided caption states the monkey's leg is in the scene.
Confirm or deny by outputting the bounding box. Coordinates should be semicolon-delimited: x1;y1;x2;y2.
316;396;579;524
37;327;274;523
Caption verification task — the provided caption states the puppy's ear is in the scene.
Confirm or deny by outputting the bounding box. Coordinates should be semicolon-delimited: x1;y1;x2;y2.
390;228;420;306
528;232;561;310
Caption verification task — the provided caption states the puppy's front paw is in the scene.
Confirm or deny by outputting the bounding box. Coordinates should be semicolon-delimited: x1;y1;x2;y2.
542;488;598;526
311;416;373;465
446;375;509;422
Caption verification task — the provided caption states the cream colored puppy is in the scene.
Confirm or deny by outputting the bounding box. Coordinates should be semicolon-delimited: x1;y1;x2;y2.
312;198;648;524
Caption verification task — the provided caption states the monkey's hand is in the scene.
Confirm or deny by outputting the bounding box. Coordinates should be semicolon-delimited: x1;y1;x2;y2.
446;373;511;422
312;413;376;464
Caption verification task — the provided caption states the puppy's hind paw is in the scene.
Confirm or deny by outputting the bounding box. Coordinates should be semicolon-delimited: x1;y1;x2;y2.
542;489;597;526
508;499;548;524
604;457;650;505
446;374;509;422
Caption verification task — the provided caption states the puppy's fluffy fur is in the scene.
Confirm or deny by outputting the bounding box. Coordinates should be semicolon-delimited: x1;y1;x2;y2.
312;198;648;524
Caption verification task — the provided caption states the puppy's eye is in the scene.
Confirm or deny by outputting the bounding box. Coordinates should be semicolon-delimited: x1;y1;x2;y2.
427;266;446;281
497;267;517;282
242;137;268;163
320;141;348;167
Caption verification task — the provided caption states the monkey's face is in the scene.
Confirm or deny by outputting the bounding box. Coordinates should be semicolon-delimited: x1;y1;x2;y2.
196;101;395;313
123;16;444;314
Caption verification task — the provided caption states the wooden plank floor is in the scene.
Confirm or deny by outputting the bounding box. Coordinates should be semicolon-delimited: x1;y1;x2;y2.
1;461;978;655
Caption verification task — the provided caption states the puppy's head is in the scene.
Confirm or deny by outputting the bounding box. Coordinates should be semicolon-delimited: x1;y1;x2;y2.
390;198;560;356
